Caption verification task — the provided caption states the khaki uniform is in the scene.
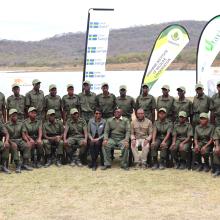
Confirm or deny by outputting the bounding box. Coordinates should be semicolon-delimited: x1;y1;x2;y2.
0;123;10;161
0;92;6;122
45;94;62;119
211;93;220;126
213;127;220;165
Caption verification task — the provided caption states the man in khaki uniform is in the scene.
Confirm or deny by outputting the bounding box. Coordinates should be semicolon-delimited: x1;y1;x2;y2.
131;108;153;169
64;108;87;167
102;108;130;170
0;90;6;123
174;86;193;123
25;79;44;120
136;83;156;123
44;84;63;120
116;85;135;121
62;84;80;124
212;126;220;177
157;85;175;122
7;83;25;121
78;80;96;123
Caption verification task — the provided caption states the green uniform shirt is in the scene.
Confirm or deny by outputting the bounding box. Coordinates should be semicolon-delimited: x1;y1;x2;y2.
136;94;156;121
173;122;193;141
213;127;220;140
7;95;25;119
157;95;174;120
62;94;80;117
174;98;193;120
96;93;116;119
22;118;42;139
0;123;5;140
5;121;23;139
194;124;214;142
45;94;62;119
211;93;220;124
104;117;130;141
192;94;211;114
78;91;96;113
43;119;64;137
153;119;173;139
66;118;87;138
116;95;135;119
0;92;5;121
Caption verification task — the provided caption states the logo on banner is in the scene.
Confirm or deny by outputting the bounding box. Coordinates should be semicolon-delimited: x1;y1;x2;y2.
205;30;220;51
85;71;105;78
89;22;109;29
87;47;107;53
86;59;105;65
88;34;108;41
168;28;183;46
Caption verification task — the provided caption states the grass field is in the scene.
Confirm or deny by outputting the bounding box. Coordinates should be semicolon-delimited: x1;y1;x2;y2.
1;157;220;220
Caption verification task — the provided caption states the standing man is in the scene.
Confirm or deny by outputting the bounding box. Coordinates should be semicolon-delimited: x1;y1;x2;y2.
157;85;175;122
0;90;6;123
131;108;153;169
25;79;44;120
136;83;156;123
44;84;63;120
78;81;96;123
7;83;25;121
102;108;130;171
116;85;135;121
62;84;80;124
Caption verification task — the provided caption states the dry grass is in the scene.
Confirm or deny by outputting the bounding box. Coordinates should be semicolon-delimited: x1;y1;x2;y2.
1;156;220;220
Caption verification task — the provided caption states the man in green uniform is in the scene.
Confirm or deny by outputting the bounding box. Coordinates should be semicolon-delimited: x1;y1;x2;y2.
25;79;44;120
96;82;116;120
157;85;175;122
210;81;220;126
151;108;173;170
212;126;220;177
62;84;80;124
193;113;214;172
116;85;135;121
43;109;64;167
22;107;43;168
63;108;87;167
0;90;6;123
7;83;25;121
102;108;130;170
78;81;96;123
44;84;63;120
136;83;156;123
5;109;32;171
173;86;193;123
170;111;193;169
192;83;211;128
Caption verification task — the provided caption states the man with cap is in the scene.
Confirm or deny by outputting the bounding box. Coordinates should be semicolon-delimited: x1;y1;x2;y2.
25;79;44;120
78;80;96;123
136;83;156;123
210;81;220;126
95;82;116;120
43;109;64;167
131;108;153;169
151;108;173;170
192;83;211;128
7;83;25;121
193;112;214;172
157;85;175;122
116;85;135;121
45;84;63;120
5;109;32;171
62;84;80;124
174;86;193;123
63;108;88;166
102;108;131;170
212;126;220;177
170;111;193;169
0;89;6;123
22;107;43;168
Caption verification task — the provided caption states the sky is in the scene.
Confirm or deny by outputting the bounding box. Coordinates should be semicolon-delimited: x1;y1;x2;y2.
0;0;219;41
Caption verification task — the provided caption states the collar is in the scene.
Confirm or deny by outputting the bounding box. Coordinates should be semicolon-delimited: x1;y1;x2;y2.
113;116;123;120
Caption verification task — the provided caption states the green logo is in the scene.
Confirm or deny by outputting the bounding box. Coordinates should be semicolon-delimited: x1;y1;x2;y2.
171;32;180;41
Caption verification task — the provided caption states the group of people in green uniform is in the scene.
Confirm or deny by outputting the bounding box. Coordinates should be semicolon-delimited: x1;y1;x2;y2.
1;78;220;177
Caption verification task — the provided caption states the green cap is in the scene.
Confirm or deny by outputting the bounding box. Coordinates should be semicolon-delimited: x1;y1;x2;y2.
70;108;79;115
49;84;57;91
9;108;17;116
28;107;37;113
101;82;109;87
158;108;167;113
32;79;41;85
47;109;55;115
83;80;91;85
195;83;204;90
177;86;186;92
67;84;74;89
142;83;149;88
161;85;170;90
217;81;220;86
178;111;187;118
119;85;127;91
12;83;20;88
200;112;208;119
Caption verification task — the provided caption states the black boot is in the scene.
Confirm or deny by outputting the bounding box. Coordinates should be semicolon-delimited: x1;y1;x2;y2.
213;164;220;177
44;155;52;168
159;159;166;170
56;155;62;167
1;160;11;174
22;159;33;171
203;157;210;172
151;157;158;170
15;161;21;173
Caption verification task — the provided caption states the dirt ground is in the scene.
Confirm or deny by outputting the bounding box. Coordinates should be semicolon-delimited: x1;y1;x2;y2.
1;158;220;220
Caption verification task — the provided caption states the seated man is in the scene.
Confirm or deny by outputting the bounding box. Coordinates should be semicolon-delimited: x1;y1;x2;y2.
151;108;173;170
131;108;153;169
63;108;87;167
102;108;130;171
43;109;64;167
